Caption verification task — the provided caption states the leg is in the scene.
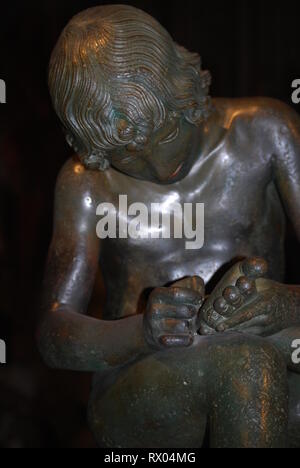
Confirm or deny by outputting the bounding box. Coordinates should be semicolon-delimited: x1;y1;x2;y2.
200;258;298;447
88;343;209;448
288;372;300;448
209;333;288;448
199;257;270;336
88;333;288;448
268;326;300;447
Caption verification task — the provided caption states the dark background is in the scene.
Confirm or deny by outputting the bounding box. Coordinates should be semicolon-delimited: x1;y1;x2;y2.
0;0;300;448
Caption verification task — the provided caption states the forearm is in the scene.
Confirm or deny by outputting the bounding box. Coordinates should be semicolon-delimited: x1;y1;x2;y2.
37;307;151;372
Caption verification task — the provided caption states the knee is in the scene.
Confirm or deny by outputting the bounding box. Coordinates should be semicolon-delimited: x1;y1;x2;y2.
216;333;286;378
240;334;284;366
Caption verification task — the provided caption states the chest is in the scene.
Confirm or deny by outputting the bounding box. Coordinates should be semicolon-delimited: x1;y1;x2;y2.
97;151;282;286
100;152;269;247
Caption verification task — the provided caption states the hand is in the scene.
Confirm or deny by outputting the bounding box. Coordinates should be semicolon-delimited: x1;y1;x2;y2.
199;257;296;337
144;276;204;350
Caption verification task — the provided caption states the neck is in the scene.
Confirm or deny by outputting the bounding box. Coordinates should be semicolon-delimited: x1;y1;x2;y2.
197;107;227;157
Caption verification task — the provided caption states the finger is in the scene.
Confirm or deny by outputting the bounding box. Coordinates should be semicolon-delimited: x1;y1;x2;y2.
159;334;194;348
216;300;263;331
241;257;268;279
160;318;191;334
152;287;203;307
151;303;198;320
172;276;205;296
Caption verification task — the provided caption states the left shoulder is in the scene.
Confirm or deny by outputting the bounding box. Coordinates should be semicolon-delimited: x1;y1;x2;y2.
225;97;298;129
214;97;300;145
247;97;299;126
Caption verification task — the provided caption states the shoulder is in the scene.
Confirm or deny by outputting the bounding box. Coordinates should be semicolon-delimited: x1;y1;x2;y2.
53;156;115;226
56;156;104;193
55;156;112;204
213;97;300;136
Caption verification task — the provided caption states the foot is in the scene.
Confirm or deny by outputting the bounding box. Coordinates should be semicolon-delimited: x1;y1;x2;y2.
198;257;272;335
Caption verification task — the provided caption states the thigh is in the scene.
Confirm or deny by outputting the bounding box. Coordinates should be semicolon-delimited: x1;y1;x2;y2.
88;347;210;448
288;372;300;448
88;333;287;448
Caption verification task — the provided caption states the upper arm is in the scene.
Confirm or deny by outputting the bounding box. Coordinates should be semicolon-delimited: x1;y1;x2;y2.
43;158;101;315
269;100;300;238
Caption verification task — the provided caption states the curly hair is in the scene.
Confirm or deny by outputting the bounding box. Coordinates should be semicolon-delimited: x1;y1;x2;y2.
49;4;212;171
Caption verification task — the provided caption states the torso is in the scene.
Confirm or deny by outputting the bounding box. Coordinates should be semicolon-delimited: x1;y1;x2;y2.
90;98;286;318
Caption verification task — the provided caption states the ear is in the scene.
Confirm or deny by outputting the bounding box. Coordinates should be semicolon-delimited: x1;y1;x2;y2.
65;132;80;154
83;151;110;171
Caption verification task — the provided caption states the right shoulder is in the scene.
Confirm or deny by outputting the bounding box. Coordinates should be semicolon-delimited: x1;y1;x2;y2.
53;157;114;227
55;156;112;203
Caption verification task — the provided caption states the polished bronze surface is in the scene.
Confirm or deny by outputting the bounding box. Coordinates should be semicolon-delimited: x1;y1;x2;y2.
38;4;300;448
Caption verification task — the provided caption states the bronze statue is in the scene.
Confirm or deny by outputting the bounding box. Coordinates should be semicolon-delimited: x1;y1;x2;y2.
38;4;300;448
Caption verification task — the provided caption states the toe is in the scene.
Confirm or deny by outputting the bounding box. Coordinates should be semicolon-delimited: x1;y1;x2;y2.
213;297;230;315
223;286;244;308
241;257;268;279
198;321;216;335
236;276;257;297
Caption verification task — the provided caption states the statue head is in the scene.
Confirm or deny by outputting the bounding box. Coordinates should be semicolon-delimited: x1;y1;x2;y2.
49;4;212;182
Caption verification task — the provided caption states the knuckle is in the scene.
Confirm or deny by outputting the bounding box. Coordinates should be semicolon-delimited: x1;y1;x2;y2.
149;306;160;320
149;287;164;304
171;287;183;298
184;305;197;317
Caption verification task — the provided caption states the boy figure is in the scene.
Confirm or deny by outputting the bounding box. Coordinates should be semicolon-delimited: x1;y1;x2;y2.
39;5;300;447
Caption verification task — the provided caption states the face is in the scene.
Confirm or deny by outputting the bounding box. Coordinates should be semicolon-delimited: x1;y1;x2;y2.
108;116;198;185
